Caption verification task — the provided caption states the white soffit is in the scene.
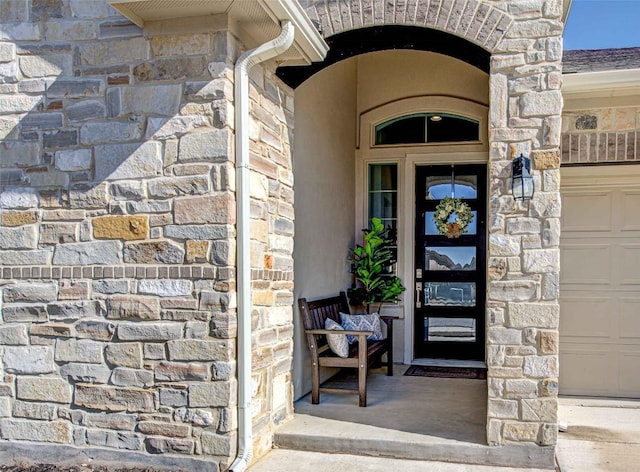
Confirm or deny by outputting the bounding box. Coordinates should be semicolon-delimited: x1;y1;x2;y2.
562;69;640;96
107;0;328;65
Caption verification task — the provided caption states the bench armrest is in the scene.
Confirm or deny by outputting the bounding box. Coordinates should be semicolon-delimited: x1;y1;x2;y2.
379;315;394;326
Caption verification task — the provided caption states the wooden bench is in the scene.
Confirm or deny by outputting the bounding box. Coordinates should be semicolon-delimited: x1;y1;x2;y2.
298;292;393;407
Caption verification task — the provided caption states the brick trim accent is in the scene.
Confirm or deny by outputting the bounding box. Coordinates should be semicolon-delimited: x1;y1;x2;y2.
0;266;293;281
561;131;639;165
251;269;294;281
0;265;218;280
305;0;513;52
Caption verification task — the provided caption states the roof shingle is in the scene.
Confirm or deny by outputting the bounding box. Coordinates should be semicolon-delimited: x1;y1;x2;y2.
563;47;640;74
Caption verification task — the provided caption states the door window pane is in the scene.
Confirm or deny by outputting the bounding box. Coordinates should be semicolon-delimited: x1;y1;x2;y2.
425;317;476;342
368;192;397;221
369;164;397;191
426;175;477;200
425;247;476;271
368;164;398;274
369;164;398;231
425;211;477;235
424;282;476;306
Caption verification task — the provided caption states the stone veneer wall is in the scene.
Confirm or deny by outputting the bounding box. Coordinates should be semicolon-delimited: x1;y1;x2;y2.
0;0;295;469
305;0;563;455
244;65;296;459
561;107;640;164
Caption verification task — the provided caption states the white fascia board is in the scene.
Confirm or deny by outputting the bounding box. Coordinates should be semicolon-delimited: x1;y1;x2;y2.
260;0;328;63
107;0;146;27
562;69;640;94
563;0;573;26
107;0;328;64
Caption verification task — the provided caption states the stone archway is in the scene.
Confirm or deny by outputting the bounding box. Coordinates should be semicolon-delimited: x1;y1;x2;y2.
304;0;513;52
289;1;564;458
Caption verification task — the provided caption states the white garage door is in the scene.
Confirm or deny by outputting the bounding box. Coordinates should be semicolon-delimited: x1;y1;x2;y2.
560;166;640;398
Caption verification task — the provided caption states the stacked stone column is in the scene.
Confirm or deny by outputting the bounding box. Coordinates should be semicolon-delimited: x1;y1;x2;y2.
244;64;296;459
486;0;563;448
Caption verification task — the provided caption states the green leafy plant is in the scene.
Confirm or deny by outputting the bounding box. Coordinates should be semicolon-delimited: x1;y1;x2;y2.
348;217;406;313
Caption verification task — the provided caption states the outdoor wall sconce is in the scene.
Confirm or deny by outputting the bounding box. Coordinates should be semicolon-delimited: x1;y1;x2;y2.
512;154;534;201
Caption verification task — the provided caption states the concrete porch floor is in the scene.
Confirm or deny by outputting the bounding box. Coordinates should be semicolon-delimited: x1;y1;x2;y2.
270;365;555;469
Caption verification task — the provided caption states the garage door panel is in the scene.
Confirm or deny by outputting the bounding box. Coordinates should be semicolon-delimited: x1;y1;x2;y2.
619;351;640;394
561;167;640;398
620;298;640;339
559;347;615;395
560;244;611;285
562;191;612;232
620;244;640;285
620;191;640;232
560;296;612;339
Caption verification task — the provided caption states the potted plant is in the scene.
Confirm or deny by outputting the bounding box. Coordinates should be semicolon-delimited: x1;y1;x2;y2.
348;217;406;313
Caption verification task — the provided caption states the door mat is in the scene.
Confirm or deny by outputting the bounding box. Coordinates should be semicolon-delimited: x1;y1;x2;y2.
404;365;487;379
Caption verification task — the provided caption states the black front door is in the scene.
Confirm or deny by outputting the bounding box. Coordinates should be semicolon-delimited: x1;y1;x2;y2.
414;164;486;360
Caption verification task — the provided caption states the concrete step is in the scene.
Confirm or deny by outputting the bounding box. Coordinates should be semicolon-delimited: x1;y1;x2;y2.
249;449;553;472
274;413;555;469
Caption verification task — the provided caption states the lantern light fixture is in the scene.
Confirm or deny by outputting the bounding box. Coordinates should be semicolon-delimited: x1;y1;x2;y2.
512;154;534;201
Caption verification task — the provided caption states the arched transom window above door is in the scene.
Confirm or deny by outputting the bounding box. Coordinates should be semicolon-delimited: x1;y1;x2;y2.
375;113;480;145
359;96;488;157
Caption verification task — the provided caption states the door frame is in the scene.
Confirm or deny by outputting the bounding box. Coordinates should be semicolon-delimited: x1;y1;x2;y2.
356;96;489;365
401;153;489;364
355;151;489;364
413;163;487;360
